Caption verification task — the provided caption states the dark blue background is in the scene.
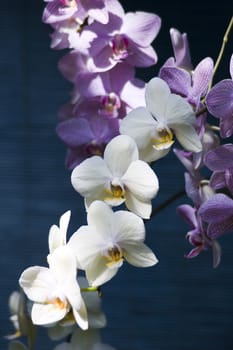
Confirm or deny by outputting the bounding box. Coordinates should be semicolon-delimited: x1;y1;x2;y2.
1;1;233;349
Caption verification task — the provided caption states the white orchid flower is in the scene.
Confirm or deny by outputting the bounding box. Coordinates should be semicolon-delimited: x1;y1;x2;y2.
19;246;88;330
120;77;202;162
48;276;106;341
68;201;158;287
71;134;159;219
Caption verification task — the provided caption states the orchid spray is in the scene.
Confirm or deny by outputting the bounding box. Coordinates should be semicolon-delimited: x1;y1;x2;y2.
5;1;233;349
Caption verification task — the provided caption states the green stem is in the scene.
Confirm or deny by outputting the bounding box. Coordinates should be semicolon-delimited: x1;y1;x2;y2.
81;286;102;297
208;15;233;91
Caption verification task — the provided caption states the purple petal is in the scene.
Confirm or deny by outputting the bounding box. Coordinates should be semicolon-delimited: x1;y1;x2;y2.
199;193;233;223
225;168;233;195
206;79;233;121
219;114;233;138
185;246;203;259
65;147;89;170
122;12;161;47
207;218;233;238
169;28;192;70
190;57;214;104
212;239;221;268
209;171;226;190
159;66;190;97
176;204;197;228
127;44;158;67
204;144;233;171
56;118;93;147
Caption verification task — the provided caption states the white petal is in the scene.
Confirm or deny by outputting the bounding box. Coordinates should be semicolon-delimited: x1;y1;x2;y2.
72;298;88;330
19;266;54;303
145;77;170;123
124;191;152;219
104;135;139;176
68;226;103;270
166;93;195;126
122;160;159;200
48;246;77;285
31;303;67;325
87;201;114;240
139;144;170;163
123;242;158;267
71;156;111;197
113;210;145;242
120;107;157;149
173;124;202;152
48;210;71;253
86;255;120;287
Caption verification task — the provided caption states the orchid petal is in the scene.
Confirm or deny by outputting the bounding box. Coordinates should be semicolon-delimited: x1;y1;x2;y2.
31;303;67;325
71;156;111;197
123;242;158;267
120;107;157;149
104;135;139;176
122;12;161;47
122;160;159;200
173;124;202;152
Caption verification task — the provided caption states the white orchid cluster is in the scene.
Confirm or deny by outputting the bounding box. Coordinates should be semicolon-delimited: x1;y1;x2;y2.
8;134;162;349
6;75;203;350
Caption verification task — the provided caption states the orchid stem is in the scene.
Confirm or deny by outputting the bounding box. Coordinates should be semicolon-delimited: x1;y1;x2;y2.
208;15;233;91
81;286;102;297
151;189;186;217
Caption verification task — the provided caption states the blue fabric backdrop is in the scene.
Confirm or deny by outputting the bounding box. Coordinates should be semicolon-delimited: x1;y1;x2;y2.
1;1;233;349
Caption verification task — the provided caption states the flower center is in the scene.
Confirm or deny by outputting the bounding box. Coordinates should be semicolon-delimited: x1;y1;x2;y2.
85;142;104;157
60;0;77;8
152;127;174;150
110;34;129;60
106;246;124;267
48;297;68;310
110;184;124;198
100;92;121;118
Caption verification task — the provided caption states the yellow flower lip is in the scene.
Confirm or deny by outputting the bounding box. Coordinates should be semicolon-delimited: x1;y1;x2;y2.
152;127;174;150
106;246;124;267
48;297;68;310
110;184;125;198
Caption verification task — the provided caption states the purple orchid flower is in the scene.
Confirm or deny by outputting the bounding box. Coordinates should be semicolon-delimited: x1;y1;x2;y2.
42;0;109;25
59;54;146;118
56;104;119;169
204;143;233;195
177;204;221;267
206;54;233;138
199;193;233;240
159;57;214;111
77;0;161;72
